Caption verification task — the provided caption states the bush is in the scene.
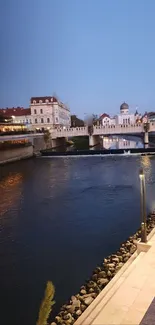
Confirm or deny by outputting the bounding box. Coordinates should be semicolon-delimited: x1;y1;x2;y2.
36;281;55;325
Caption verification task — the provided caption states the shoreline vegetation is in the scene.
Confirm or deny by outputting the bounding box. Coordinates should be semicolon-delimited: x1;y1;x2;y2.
48;214;155;325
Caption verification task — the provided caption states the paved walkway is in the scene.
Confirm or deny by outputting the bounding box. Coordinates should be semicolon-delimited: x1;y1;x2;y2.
76;230;155;325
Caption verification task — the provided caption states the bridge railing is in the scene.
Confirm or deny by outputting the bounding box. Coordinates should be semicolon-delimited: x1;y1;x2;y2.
51;126;88;138
93;124;143;134
50;123;155;138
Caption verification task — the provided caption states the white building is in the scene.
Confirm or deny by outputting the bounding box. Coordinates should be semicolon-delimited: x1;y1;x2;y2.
115;102;136;125
99;113;115;126
0;96;71;132
30;96;71;130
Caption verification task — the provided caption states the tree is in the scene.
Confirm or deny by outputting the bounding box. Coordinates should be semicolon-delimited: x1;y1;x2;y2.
92;114;99;125
43;130;51;149
71;115;84;127
0;114;13;123
36;281;55;325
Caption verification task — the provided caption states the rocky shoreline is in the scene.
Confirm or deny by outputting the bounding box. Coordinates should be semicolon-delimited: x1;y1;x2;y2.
51;215;155;325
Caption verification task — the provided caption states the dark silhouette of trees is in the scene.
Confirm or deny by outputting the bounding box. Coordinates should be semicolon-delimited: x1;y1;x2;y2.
71;115;84;127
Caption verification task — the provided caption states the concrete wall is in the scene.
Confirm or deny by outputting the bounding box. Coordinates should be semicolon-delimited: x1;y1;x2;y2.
0;145;33;164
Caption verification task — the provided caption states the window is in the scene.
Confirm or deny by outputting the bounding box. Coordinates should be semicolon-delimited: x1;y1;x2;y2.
41;118;44;123
47;118;50;123
40;108;43;114
34;109;37;114
35;118;37;123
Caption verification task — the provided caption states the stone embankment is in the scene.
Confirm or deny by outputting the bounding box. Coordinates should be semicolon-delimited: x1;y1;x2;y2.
51;216;155;325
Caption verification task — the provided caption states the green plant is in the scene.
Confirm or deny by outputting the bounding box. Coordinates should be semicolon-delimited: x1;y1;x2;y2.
36;281;55;325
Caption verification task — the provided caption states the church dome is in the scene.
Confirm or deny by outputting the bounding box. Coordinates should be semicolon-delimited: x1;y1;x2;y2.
120;102;129;111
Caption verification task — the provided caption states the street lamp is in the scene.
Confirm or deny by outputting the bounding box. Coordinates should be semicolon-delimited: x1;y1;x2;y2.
139;168;147;243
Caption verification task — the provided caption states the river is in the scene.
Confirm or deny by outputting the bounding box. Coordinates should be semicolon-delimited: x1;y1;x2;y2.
0;153;155;325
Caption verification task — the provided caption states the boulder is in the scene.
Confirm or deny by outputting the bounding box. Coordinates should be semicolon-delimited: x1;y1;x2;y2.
92;274;98;281
80;289;87;295
55;316;62;323
81;304;87;312
107;263;115;268
98;278;109;286
107;270;112;277
76;309;82;316
83;296;94;306
98;271;106;278
112;257;119;263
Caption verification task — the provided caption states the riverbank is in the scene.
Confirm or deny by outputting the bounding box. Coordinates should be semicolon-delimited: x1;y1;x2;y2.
51;215;155;325
0;145;33;165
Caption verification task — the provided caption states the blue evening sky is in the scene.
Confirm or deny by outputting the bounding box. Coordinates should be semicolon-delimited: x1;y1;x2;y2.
0;0;155;118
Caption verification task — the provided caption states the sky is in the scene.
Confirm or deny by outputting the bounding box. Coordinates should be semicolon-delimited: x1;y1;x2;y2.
0;0;155;118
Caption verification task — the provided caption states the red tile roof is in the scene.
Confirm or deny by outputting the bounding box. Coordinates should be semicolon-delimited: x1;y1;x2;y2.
99;113;110;119
0;107;31;117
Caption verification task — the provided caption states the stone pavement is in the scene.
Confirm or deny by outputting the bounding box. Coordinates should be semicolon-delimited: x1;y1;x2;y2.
75;229;155;325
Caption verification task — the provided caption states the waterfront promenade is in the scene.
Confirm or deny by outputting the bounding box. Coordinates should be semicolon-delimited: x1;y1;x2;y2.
75;228;155;325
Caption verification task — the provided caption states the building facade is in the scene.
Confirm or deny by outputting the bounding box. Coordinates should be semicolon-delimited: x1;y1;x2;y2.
99;113;115;126
115;102;136;125
99;103;139;126
0;96;71;132
30;96;71;130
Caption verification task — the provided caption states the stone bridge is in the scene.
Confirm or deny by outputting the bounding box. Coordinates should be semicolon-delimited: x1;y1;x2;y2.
51;123;155;148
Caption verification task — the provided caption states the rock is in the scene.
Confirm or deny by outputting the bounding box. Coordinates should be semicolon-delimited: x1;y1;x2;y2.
92;274;98;281
95;285;101;294
93;267;101;274
123;257;129;263
66;305;75;313
89;287;94;293
83;296;94;306
98;278;109;286
98;271;106;278
51;323;57;325
104;258;108;263
80;285;86;291
118;255;123;262
130;246;136;254
87;281;97;289
81;304;87;312
108;267;115;273
111;257;119;263
107;263;115;268
63;313;72;320
107;270;112;277
55;316;62;323
80;289;87;295
76;309;82;316
71;295;76;302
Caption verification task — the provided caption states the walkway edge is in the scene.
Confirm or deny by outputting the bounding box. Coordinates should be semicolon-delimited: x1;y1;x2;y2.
74;227;155;325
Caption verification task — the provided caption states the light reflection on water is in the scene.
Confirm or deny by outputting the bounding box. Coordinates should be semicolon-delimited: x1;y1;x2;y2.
102;136;143;149
0;156;155;325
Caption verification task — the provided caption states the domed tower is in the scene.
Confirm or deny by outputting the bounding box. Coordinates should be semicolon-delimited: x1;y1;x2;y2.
120;102;129;114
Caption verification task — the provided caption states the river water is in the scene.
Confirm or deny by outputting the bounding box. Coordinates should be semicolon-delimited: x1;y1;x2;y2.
0;153;155;325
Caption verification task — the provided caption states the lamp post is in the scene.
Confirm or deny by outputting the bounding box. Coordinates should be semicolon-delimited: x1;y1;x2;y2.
139;168;147;243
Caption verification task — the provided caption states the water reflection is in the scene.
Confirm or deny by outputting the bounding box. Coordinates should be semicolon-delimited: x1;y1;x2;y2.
102;136;143;150
0;173;23;217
